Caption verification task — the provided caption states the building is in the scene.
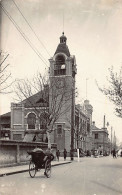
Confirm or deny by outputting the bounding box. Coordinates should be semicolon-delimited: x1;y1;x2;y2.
91;121;110;155
75;100;93;152
0;112;11;140
0;33;93;154
48;32;77;153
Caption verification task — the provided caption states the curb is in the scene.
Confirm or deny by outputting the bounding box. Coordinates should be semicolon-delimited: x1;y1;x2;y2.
52;161;71;167
0;161;71;177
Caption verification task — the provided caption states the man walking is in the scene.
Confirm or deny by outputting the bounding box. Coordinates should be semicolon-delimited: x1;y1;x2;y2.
112;148;117;158
63;148;67;160
56;149;60;161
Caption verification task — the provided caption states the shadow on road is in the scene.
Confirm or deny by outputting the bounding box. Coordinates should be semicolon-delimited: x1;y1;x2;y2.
91;180;122;194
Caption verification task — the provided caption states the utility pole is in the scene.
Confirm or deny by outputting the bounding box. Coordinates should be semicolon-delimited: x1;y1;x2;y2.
71;84;74;161
103;115;105;155
86;78;89;100
111;126;113;154
114;130;116;149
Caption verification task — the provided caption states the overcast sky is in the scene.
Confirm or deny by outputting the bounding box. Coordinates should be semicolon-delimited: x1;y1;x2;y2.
0;0;122;143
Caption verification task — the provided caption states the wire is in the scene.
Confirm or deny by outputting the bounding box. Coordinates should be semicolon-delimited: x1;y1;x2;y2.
0;4;49;68
11;0;51;58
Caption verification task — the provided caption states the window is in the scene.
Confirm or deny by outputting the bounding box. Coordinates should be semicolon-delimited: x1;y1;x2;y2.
95;133;98;139
87;123;90;132
13;134;22;140
80;119;82;132
54;55;66;76
56;55;65;65
57;125;62;134
54;69;66;76
27;113;36;129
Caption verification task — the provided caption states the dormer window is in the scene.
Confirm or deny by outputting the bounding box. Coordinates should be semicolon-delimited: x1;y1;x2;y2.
54;54;66;76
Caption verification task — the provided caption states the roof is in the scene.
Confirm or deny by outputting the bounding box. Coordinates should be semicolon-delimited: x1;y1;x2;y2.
0;87;49;119
91;125;100;131
55;43;70;57
54;33;70;57
0;112;10;124
22;86;49;108
92;125;109;135
0;112;11;118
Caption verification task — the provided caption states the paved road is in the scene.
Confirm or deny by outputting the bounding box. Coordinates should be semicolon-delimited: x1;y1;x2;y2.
0;156;122;195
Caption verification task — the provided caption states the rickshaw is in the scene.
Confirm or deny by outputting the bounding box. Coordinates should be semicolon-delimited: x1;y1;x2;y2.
27;148;54;178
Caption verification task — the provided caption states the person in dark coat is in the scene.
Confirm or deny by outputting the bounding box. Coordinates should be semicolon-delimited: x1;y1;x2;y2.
63;148;67;160
121;150;122;157
56;149;60;161
112;148;117;158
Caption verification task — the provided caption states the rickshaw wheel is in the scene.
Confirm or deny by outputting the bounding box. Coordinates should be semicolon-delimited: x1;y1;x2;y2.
45;160;51;178
29;160;36;178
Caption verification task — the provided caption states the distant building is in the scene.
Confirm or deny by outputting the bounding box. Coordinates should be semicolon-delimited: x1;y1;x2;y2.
91;121;110;155
75;100;93;152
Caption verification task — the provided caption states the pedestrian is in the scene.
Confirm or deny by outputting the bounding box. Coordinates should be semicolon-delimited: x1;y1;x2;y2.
121;151;122;157
112;148;117;158
63;148;67;160
56;149;60;161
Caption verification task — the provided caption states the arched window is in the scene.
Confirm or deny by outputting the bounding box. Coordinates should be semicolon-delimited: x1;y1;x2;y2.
27;113;36;129
56;55;65;65
54;55;66;76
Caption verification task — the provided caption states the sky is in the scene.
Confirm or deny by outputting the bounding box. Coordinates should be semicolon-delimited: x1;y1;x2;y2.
0;0;122;143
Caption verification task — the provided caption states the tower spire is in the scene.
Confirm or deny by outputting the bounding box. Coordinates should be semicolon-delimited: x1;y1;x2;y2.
60;32;67;44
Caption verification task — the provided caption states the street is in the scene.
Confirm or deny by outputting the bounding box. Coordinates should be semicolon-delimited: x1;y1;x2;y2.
0;156;122;195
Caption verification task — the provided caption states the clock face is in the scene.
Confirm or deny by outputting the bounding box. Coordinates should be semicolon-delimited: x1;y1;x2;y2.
61;64;66;69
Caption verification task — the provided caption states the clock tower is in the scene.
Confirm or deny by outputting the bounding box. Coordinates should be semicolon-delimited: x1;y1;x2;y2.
49;33;77;152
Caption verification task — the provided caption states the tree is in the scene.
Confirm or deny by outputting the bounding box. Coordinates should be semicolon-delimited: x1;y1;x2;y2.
0;51;12;93
14;72;72;148
97;66;122;118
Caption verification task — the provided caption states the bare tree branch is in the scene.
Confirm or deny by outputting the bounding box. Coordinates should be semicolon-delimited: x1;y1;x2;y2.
96;66;122;118
13;72;74;146
0;52;14;93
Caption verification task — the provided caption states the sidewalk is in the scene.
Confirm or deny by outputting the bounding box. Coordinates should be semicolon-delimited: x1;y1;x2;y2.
0;157;71;177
